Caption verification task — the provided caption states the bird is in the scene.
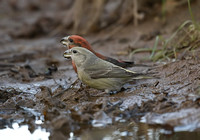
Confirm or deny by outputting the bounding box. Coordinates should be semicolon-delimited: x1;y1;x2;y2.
60;35;137;73
63;47;154;93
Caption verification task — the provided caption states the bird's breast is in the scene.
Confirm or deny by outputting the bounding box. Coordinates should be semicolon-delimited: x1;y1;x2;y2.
77;68;91;83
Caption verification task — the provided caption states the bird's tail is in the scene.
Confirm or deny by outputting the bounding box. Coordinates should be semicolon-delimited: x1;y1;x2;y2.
132;72;159;80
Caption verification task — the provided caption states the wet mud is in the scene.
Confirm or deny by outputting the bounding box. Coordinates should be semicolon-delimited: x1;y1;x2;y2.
0;0;200;139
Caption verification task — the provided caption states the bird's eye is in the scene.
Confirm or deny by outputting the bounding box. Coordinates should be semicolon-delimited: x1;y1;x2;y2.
72;50;77;54
69;38;73;43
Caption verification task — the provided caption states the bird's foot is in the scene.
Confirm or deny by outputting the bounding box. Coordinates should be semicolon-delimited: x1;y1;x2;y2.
109;91;118;95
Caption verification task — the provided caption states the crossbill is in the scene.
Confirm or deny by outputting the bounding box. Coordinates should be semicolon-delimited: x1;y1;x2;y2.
60;35;139;73
63;47;153;93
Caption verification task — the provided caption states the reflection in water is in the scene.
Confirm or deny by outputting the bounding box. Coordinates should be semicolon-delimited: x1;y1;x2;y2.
79;122;200;140
1;120;200;139
0;123;50;140
1;108;200;140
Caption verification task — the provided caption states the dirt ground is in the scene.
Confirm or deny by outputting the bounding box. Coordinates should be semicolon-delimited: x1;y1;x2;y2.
0;0;200;139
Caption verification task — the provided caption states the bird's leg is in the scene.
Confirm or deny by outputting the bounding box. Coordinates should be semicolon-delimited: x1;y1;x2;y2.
104;89;120;95
89;90;109;97
107;87;128;95
108;91;118;95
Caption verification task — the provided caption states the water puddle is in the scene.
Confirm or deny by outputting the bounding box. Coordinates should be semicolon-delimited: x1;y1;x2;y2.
1;115;200;140
72;122;200;140
0;107;49;140
0;123;50;140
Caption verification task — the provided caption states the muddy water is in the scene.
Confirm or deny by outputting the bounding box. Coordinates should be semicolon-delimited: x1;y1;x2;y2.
1;112;200;140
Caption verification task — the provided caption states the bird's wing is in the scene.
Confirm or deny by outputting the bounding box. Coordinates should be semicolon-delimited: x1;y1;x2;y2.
84;61;144;79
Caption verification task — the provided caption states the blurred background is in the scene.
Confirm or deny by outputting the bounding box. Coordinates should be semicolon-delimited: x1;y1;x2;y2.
1;0;199;61
0;0;198;38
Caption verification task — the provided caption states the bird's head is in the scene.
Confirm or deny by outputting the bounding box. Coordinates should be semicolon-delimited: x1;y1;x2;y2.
60;35;94;51
63;47;96;67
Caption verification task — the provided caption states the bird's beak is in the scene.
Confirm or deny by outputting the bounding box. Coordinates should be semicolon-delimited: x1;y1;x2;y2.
60;36;69;48
63;49;72;58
